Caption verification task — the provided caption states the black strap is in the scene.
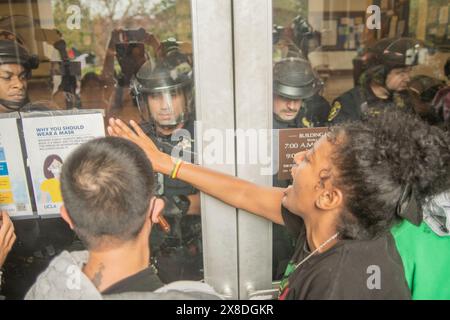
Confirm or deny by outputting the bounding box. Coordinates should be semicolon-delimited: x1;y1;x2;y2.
0;97;28;111
396;183;423;226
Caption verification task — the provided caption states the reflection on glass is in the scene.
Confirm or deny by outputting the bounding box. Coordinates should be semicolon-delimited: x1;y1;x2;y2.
0;0;202;299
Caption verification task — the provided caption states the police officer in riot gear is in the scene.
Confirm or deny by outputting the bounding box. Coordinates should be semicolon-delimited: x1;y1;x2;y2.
0;39;39;113
272;57;330;280
329;38;422;124
273;57;329;130
132;60;192;128
131;59;202;283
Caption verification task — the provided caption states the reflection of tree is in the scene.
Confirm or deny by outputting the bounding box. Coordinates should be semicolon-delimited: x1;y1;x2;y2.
52;0;189;68
273;0;308;27
53;0;92;55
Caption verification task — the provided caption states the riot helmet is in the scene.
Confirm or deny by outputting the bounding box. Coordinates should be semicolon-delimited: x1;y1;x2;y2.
380;38;424;69
273;58;323;123
0;39;39;73
0;39;39;111
131;60;193;129
0;29;25;45
364;38;425;92
273;57;322;100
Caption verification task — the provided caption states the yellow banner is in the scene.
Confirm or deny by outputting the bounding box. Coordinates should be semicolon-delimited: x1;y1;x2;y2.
0;176;12;190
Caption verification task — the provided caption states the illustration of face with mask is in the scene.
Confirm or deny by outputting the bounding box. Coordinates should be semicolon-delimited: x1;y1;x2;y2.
43;154;63;179
47;158;63;178
40;154;64;204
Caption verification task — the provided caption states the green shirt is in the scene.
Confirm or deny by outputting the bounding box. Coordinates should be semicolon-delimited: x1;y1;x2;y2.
391;220;450;300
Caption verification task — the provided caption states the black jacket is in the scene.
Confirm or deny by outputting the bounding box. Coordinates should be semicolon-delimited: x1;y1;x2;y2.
328;86;414;124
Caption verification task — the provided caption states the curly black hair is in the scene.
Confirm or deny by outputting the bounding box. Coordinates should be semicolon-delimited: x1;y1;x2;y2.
328;110;450;240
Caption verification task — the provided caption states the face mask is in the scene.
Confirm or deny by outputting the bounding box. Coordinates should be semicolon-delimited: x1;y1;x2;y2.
49;168;61;177
48;159;62;178
0;97;28;111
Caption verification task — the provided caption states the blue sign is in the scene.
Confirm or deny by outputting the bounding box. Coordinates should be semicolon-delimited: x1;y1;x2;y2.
0;162;9;176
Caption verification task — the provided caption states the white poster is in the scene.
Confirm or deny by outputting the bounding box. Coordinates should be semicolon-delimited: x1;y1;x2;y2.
22;111;105;216
321;20;338;46
0;114;33;217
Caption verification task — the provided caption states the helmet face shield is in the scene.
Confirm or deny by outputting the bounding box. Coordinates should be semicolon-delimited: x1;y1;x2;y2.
382;38;428;69
132;60;193;128
146;87;187;127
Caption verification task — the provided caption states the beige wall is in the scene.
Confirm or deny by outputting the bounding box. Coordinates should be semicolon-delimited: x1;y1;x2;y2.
416;0;428;40
309;0;368;12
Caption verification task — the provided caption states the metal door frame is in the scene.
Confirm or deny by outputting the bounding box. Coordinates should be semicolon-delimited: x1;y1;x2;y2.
192;0;273;300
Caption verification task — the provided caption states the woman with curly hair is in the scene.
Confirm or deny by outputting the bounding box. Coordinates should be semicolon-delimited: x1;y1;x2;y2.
108;110;450;300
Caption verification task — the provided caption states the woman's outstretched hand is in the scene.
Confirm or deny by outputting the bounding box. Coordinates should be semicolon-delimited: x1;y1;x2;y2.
107;118;172;174
107;119;284;224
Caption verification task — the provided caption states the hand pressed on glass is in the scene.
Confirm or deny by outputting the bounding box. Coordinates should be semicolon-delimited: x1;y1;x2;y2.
107;118;173;175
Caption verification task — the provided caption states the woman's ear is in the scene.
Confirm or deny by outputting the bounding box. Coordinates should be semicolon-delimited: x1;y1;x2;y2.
60;205;75;230
149;197;165;224
316;188;343;211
